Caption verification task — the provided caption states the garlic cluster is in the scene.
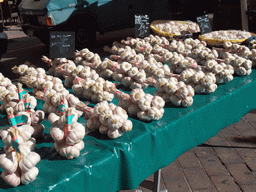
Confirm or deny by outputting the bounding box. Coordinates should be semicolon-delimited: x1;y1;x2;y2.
72;75;114;103
148;77;194;107
0;107;41;187
201;59;234;84
178;69;218;94
152;20;200;36
201;30;252;41
73;48;102;70
42;56;76;78
12;64;82;115
48;108;86;159
216;42;256;67
222;52;252;76
64;65;100;88
116;88;165;121
111;60;148;89
0;78;37;114
85;101;132;139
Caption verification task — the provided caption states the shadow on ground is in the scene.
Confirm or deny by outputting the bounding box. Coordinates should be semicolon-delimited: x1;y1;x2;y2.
0;28;135;80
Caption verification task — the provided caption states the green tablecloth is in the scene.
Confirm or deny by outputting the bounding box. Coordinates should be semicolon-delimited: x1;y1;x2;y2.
1;69;256;192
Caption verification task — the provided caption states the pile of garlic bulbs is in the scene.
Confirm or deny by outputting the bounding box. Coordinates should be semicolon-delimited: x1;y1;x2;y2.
42;56;76;79
201;30;252;41
72;75;115;103
116;88;165;121
48;108;86;159
152;20;200;36
82;101;132;139
0;79;37;114
12;64;83;116
148;77;194;107
0;107;40;187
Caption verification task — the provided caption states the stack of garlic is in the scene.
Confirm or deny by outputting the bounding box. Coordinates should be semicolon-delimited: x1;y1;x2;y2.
0;78;37;114
0;107;40;187
200;59;234;84
48;108;86;159
35;87;82;117
218;42;256;67
73;48;102;71
84;101;132;139
115;88;165;121
222;52;252;76
12;64;82;115
42;56;76;79
178;68;218;94
110;60;148;89
148;77;194;107
201;30;252;41
167;52;201;73
106;51;173;81
72;75;115;103
64;65;100;88
153;20;200;36
107;36;203;74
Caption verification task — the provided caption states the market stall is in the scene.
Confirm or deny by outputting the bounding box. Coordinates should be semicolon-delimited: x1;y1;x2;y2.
1;22;256;191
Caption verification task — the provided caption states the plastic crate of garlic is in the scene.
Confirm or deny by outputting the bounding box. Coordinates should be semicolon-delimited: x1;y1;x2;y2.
150;20;200;38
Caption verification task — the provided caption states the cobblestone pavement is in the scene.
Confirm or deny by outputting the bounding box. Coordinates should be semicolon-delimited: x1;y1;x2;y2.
120;109;256;192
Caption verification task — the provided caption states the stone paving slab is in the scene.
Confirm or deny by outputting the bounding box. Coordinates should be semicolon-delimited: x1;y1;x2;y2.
120;109;256;192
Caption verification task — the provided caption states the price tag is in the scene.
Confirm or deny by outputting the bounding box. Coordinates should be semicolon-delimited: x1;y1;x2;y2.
49;31;75;59
197;14;212;35
135;14;150;38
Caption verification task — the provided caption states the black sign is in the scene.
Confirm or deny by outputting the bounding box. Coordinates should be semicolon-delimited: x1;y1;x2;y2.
135;14;150;38
49;31;75;59
197;14;212;35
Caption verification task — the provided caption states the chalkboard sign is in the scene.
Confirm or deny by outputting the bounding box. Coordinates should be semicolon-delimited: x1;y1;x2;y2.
49;31;75;59
197;14;212;34
135;14;150;38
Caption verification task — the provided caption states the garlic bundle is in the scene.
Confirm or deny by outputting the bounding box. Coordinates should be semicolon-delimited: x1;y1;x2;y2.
73;48;102;70
49;108;86;159
202;60;234;84
85;101;132;139
42;56;76;79
148;77;194;107
216;42;256;67
0;81;37;114
72;75;115;103
12;64;83;115
0;107;40;187
116;88;165;121
35;87;82;117
111;61;148;89
223;52;252;76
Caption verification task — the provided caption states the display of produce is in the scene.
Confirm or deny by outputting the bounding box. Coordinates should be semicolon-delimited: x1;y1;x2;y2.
48;108;86;159
76;101;132;139
199;30;255;46
0;107;40;187
114;88;165;121
3;19;256;189
150;20;200;38
42;56;115;103
11;64;83;116
0;77;37;114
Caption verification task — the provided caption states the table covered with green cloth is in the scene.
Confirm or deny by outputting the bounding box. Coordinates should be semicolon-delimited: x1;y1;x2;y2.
1;69;256;192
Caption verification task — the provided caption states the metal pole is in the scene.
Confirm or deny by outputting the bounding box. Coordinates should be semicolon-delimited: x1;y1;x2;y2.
153;169;161;192
241;0;249;31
